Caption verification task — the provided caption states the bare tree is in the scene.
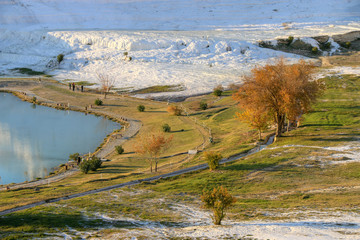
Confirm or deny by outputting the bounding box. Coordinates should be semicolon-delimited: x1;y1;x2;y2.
96;72;116;99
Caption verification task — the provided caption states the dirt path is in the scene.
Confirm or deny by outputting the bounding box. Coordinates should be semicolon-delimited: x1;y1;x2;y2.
0;135;275;216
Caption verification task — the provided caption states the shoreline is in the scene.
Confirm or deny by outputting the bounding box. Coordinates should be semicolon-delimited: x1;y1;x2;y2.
0;80;142;190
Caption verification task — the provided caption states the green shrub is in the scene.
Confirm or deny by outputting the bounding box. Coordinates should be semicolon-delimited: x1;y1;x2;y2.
89;157;102;171
213;85;224;97
324;42;331;49
201;186;236;225
345;42;351;48
115;145;124;154
200;102;208;110
57;54;64;63
286;36;294;45
69;153;80;161
137;105;145;112
95;98;103;106
213;89;223;96
32;96;37;103
204;151;222;171
79;161;91;174
162;123;171;132
311;47;319;54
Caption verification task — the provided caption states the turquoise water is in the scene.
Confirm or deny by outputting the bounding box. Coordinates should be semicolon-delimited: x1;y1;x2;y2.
0;93;120;185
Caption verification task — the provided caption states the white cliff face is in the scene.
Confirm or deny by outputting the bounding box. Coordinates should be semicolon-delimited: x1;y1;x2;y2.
0;0;359;96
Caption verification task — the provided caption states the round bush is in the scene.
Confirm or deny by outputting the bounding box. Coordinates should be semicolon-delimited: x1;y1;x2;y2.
89;157;102;171
213;89;223;97
115;145;124;154
162;123;171;132
137;105;145;112
57;54;64;63
79;161;91;174
95;98;103;106
200;102;208;110
311;47;318;54
204;151;222;171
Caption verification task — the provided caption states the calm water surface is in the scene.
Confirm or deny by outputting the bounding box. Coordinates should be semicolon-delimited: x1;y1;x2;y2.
0;93;120;185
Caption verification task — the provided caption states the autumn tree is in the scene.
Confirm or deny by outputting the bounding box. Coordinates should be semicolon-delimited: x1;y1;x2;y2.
236;108;270;140
167;105;182;116
134;132;173;172
201;186;236;225
233;58;322;138
96;72;116;99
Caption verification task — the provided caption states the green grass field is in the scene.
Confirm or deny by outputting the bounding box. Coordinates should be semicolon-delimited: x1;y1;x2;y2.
1;72;360;239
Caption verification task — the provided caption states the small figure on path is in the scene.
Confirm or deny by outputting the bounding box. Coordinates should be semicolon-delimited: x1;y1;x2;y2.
69;83;71;89
81;85;84;92
72;83;75;91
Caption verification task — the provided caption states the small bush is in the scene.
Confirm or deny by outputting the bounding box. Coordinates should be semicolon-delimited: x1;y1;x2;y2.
204;151;222;171
213;85;224;97
115;145;124;154
311;47;319;54
213;89;223;96
323;42;331;49
89;157;102;171
137;105;145;112
345;42;351;48
79;161;91;174
57;54;64;63
95;98;103;106
124;52;128;56
167;105;182;116
286;36;294;45
201;186;236;225
200;102;208;110
162;123;171;132
69;153;80;161
32;96;37;103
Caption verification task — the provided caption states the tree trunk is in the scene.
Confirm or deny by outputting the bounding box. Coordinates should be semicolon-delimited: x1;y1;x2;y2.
258;129;262;140
149;159;153;172
275;114;285;137
287;118;290;132
155;159;158;172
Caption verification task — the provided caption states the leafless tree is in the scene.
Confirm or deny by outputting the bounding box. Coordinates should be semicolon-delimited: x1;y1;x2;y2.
96;72;116;99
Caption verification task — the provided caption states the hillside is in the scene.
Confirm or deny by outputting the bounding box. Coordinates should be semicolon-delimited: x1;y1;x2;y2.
0;0;360;97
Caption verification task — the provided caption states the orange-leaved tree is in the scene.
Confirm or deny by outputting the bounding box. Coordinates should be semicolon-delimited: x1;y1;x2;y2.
236;107;270;140
233;58;322;138
134;132;173;172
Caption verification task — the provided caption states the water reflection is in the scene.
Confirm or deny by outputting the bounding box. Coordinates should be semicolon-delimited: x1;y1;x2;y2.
0;93;120;184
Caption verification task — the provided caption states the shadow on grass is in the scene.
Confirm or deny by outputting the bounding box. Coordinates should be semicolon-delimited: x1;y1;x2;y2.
99;164;140;174
301;124;343;127
223;163;276;171
310;137;358;142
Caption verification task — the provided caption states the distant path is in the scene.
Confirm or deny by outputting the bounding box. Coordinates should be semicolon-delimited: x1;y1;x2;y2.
0;136;275;216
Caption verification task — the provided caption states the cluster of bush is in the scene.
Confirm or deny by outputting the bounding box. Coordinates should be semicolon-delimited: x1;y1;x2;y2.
79;157;102;174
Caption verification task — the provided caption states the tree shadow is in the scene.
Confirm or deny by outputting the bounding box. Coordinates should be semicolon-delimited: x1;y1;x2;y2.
310;137;358;142
223;163;276;171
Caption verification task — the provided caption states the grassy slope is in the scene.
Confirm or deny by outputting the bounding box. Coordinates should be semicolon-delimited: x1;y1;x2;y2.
2;72;360;238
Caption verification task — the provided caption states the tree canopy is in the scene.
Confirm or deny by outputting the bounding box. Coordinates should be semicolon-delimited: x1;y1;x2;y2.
233;58;323;138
